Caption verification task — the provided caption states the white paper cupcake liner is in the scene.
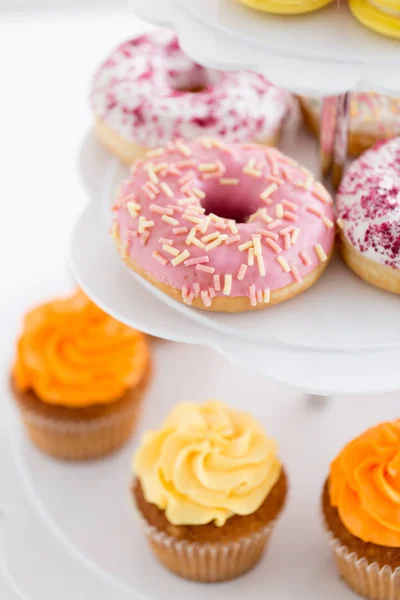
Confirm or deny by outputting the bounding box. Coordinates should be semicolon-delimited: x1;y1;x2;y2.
329;533;400;600
20;404;140;461
139;515;273;583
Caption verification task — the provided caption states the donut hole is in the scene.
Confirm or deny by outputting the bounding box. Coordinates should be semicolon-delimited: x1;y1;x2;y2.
201;194;258;224
168;66;221;95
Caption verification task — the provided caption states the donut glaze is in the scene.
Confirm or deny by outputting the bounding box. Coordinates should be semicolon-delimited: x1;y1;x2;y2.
112;139;335;311
337;137;400;270
90;30;290;149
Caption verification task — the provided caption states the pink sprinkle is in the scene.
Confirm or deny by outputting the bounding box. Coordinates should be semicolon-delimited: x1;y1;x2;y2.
284;233;291;250
257;229;279;241
193;283;201;297
185;292;195;306
173;226;188;235
225;234;241;246
168;164;181;176
184;255;209;267
177;159;197;169
147;181;159;195
281;165;292;181
265;238;282;254
307;206;322;217
266;174;284;185
264;150;278;176
201;290;212;307
249;284;257;307
182;286;188;300
282;199;298;211
178;172;194;186
256;290;263;303
202;171;222;180
237;264;248;281
208;287;216;298
197;264;215;274
267;219;283;231
299;251;311;266
141;186;156;200
150;204;173;216
279;225;295;235
291;265;303;284
283;210;298;221
213;274;221;291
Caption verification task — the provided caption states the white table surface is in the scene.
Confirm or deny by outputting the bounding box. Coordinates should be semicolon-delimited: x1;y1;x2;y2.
1;7;400;600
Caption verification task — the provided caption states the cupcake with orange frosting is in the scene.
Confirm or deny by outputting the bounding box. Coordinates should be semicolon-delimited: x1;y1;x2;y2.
12;289;151;461
133;400;287;582
322;420;400;600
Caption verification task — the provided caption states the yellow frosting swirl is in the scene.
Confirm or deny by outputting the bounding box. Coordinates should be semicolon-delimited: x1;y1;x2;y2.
330;420;400;547
134;401;281;526
13;289;149;407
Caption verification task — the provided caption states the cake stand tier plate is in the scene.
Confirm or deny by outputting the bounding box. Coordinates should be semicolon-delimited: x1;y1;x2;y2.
69;130;400;396
2;340;400;600
129;0;400;96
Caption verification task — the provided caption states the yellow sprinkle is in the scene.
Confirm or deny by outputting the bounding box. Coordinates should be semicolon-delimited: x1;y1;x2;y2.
205;237;223;252
257;254;266;277
146;148;165;157
186;235;205;249
193;187;206;199
248;247;254;266
253;237;262;257
305;175;314;189
263;288;271;304
153;162;168;173
184;215;203;225
239;241;253;252
111;221;121;249
260;209;273;225
202;231;220;244
220;178;239;185
337;218;344;229
323;217;334;229
160;182;174;198
315;243;328;263
162;215;179;226
260;183;278;201
198;162;218;172
277;256;291;273
243;167;262;178
145;163;159;184
127;201;140;218
228;221;238;234
275;204;284;218
247;157;256;169
171;249;190;266
162;244;180;257
176;142;192;157
223;274;232;295
291;228;300;244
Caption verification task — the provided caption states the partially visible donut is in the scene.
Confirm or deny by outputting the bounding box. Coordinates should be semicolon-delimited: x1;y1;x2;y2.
337;137;400;294
300;94;400;157
90;30;291;163
111;138;335;312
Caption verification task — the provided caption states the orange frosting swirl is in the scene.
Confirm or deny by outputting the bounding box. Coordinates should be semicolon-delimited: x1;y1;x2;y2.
329;420;400;547
12;290;149;407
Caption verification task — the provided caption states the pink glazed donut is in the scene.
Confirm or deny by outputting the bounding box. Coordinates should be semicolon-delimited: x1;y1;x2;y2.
337;137;400;294
111;139;335;312
90;30;291;164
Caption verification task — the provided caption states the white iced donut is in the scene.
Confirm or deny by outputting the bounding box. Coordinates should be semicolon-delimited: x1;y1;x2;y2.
337;137;400;294
90;30;291;163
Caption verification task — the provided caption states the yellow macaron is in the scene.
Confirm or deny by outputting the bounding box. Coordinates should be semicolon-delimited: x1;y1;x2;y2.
350;0;400;39
238;0;334;14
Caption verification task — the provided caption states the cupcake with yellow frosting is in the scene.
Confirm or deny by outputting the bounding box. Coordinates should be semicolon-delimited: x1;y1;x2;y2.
12;289;151;461
350;0;400;40
133;400;287;582
322;420;400;600
238;0;334;15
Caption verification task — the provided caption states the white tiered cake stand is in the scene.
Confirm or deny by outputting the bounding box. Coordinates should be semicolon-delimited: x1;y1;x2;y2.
69;1;400;396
